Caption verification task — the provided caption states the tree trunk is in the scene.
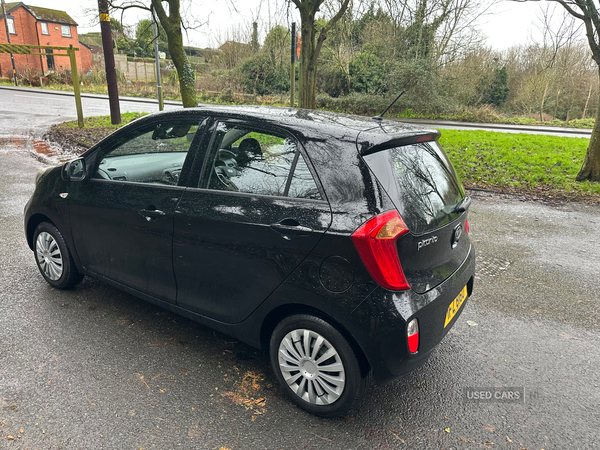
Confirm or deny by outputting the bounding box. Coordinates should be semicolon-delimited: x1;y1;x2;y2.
540;82;548;123
166;29;196;107
299;14;317;109
576;92;600;181
151;0;196;108
582;83;592;119
294;0;350;109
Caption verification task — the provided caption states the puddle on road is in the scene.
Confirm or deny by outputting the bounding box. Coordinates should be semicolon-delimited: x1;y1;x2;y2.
0;136;71;163
476;254;512;277
32;139;60;157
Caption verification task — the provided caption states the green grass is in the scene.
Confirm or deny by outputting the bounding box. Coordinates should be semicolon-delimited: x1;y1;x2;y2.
396;109;595;129
439;129;600;201
62;112;148;129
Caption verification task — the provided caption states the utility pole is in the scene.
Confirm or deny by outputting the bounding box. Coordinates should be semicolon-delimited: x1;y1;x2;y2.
290;22;296;108
152;10;163;111
1;0;17;86
97;0;121;124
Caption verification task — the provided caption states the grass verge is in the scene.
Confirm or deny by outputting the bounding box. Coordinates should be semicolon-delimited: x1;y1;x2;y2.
439;129;600;203
44;112;147;151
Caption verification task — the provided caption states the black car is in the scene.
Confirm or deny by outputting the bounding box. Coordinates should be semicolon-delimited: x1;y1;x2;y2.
25;106;474;417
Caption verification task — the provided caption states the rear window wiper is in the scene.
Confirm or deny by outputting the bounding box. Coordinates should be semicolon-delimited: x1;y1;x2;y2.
454;196;471;213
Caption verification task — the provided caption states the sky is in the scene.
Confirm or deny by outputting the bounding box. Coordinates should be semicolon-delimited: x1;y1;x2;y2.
14;0;576;51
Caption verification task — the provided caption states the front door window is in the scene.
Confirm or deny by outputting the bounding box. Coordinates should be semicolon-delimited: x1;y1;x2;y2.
94;122;200;186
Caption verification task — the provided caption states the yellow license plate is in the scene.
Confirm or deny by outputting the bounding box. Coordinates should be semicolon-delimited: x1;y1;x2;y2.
444;286;468;328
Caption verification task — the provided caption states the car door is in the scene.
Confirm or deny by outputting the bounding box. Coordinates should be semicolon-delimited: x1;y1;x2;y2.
173;119;332;323
68;117;204;303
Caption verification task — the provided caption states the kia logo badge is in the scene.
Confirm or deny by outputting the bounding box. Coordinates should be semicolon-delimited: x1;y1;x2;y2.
452;224;462;248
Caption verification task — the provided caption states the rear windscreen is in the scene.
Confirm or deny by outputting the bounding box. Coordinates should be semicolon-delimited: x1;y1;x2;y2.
364;141;465;235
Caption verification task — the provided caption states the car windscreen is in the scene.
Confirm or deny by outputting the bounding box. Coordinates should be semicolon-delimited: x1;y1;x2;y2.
363;141;465;235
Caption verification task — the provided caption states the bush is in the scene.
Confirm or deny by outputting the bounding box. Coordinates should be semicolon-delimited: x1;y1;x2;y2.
316;93;390;116
317;65;348;98
383;59;455;115
349;51;384;94
236;53;289;96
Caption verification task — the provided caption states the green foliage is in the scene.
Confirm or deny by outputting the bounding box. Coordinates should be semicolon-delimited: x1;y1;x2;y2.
349;48;384;94
236;51;290;96
110;18;124;34
316;93;390;116
484;66;509;107
318;67;349;98
384;59;454;114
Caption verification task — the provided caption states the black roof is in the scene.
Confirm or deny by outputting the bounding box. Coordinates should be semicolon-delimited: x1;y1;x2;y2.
107;105;439;157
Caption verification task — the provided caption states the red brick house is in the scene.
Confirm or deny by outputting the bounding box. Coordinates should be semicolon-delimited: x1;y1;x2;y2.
0;2;92;78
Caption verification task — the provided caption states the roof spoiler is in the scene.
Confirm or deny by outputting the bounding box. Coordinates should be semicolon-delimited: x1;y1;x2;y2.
359;130;442;156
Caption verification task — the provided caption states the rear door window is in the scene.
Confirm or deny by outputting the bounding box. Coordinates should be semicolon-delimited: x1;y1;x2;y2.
200;122;322;200
364;141;464;234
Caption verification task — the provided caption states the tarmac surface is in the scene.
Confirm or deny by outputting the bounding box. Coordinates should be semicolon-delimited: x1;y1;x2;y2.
0;87;599;449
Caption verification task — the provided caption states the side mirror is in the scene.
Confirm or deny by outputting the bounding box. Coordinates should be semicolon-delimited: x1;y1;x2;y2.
62;157;86;181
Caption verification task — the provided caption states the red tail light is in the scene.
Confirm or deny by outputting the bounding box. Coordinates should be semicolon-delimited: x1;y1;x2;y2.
465;219;470;234
407;318;419;353
351;210;411;290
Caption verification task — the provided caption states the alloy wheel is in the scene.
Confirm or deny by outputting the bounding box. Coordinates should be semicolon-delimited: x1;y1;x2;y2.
35;231;63;281
278;329;346;405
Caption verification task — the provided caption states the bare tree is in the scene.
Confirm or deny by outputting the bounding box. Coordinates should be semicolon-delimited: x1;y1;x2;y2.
290;0;351;109
378;0;487;66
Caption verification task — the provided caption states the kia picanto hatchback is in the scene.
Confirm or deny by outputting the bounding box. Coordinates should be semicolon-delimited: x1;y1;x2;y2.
25;106;475;417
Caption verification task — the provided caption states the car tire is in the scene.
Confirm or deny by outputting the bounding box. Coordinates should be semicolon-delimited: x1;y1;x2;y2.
269;314;370;417
33;222;83;289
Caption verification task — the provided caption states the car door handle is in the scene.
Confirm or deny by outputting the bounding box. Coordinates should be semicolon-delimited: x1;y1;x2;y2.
139;208;166;221
270;219;313;237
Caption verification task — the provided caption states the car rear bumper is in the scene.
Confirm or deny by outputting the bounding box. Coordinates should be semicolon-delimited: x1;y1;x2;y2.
350;244;475;384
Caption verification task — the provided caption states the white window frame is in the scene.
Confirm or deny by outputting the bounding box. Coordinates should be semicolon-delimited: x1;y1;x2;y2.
61;25;71;37
41;22;49;35
6;18;16;34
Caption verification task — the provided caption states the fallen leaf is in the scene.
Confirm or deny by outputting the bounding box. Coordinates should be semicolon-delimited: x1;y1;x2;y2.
484;423;495;432
467;320;478;327
312;433;332;442
560;332;578;340
136;374;150;389
389;429;404;442
506;436;513;442
7;436;14;440
444;427;450;433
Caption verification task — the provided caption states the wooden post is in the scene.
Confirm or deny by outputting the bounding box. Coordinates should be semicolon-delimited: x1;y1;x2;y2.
69;45;84;128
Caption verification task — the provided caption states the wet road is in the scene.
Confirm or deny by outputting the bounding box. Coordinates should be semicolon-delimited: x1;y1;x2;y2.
0;87;179;135
1;98;600;449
